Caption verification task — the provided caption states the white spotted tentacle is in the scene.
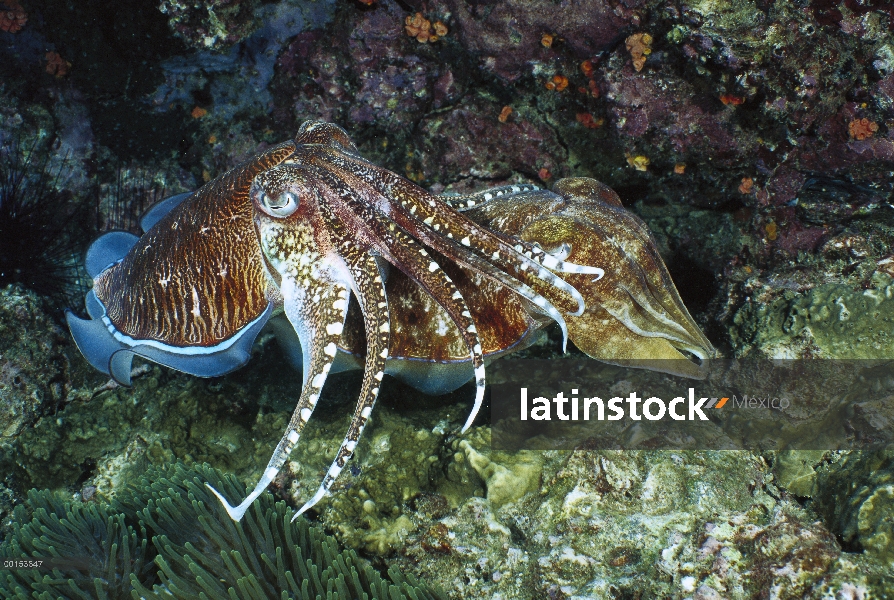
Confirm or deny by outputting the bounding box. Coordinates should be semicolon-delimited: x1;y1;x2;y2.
439;183;541;210
320;153;595;317
361;215;488;432
208;274;351;522
294;248;390;519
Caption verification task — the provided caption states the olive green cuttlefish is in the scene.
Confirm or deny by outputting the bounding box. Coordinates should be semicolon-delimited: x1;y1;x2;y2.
67;121;713;521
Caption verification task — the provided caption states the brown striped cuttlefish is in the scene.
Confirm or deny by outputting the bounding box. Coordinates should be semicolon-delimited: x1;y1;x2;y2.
67;121;713;521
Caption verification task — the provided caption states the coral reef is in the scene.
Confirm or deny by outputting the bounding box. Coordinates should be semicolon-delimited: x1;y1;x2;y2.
159;0;260;50
0;0;26;34
0;287;71;442
3;0;894;597
811;449;894;563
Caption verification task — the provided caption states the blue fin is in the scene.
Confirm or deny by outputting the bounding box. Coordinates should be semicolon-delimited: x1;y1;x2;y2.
85;232;140;278
140;191;193;233
67;291;273;385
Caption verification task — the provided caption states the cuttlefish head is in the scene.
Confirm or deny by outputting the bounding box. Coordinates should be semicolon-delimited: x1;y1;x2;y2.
250;165;322;277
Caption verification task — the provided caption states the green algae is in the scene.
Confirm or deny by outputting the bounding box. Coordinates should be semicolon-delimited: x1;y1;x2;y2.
732;272;894;358
812;449;894;563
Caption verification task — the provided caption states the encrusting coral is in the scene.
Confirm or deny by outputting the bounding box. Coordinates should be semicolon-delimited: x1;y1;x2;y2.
0;462;445;599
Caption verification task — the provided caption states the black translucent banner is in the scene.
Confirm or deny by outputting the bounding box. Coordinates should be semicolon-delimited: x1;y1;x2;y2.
489;359;894;451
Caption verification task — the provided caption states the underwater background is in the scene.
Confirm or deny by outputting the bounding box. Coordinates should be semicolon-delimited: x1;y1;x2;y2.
1;0;894;597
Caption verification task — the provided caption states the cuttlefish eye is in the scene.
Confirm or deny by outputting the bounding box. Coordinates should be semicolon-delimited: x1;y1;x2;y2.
258;190;300;218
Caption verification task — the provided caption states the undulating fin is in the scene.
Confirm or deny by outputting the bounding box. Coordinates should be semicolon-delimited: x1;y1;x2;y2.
66;295;273;385
85;231;139;278
140;191;193;233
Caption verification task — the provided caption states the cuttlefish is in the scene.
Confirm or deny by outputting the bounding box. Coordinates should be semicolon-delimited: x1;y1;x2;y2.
67;121;713;521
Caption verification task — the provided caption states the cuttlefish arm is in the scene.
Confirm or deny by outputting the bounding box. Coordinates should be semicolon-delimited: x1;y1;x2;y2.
293;244;390;519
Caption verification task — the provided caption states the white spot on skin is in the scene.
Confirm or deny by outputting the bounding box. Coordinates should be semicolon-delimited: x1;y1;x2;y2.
461;236;471;246
361;406;373;418
333;298;347;311
312;373;327;388
288;430;299;443
428;261;439;272
346;440;357;452
379;348;388;358
374;371;384;381
300;408;312;421
379;322;390;333
484;193;493;200
190;288;201;318
326;322;344;336
324;342;337;357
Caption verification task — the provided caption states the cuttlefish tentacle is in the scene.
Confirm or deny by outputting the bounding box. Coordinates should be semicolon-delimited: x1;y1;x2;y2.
208;277;351;521
360;218;488;432
206;215;353;522
313;152;603;315
302;161;573;352
439;183;542;210
293;246;389;518
315;176;489;431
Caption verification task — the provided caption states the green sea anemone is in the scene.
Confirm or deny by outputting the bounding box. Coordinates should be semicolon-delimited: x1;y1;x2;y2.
0;462;444;599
